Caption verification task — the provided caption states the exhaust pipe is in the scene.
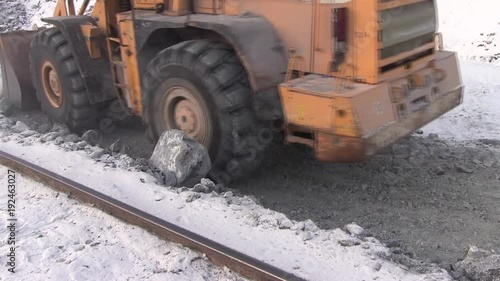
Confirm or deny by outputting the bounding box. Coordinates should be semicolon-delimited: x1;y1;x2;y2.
0;30;40;109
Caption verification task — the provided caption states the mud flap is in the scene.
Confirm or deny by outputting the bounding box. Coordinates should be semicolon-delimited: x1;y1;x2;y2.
0;30;40;109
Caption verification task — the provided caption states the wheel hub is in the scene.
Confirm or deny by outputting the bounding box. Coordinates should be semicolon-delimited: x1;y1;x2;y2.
174;100;199;134
41;61;63;108
162;86;212;147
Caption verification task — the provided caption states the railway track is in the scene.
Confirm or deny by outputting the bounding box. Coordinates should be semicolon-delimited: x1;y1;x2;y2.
0;150;307;281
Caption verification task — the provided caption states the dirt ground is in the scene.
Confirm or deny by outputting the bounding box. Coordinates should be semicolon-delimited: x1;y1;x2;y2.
235;138;500;270
12;108;500;272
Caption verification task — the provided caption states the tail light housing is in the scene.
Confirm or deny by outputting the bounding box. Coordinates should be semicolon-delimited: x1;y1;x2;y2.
331;7;348;72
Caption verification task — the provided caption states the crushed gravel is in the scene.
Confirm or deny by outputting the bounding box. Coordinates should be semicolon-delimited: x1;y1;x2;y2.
235;137;500;270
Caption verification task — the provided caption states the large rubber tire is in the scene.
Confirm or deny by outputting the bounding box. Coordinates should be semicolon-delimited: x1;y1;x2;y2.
30;28;96;133
142;40;269;184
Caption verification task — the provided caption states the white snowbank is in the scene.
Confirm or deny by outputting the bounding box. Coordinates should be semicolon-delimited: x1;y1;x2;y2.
0;165;244;281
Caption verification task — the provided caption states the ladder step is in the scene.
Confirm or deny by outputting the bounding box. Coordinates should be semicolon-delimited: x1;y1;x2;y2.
112;60;125;67
108;37;121;43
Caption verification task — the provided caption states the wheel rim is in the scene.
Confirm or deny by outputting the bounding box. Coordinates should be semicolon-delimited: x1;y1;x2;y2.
41;61;63;108
162;86;212;147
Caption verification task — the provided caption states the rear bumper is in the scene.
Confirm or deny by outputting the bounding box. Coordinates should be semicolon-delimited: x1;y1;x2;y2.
315;85;463;162
279;50;464;162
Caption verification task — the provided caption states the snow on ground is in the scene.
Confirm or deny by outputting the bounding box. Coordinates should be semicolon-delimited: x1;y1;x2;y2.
0;165;246;281
437;0;500;64
422;60;500;141
0;138;451;281
422;0;500;141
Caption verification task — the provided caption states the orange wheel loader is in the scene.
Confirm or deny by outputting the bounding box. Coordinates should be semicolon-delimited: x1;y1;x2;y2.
0;0;464;183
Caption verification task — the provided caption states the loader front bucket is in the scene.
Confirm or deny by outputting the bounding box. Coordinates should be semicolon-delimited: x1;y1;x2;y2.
0;30;39;109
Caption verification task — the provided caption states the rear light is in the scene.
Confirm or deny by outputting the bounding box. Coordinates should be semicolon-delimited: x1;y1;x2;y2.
331;7;348;72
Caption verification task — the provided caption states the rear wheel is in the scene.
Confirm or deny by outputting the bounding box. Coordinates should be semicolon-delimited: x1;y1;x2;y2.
142;40;269;184
30;28;96;133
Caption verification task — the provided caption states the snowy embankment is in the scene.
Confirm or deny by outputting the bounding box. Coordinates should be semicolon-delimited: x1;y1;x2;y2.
0;166;243;281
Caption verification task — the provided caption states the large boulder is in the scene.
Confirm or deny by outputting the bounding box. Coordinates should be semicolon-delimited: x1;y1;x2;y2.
454;246;500;281
149;130;211;188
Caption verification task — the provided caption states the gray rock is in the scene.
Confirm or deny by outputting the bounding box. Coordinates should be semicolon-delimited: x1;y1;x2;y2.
279;219;293;229
338;238;361;247
149;130;211;188
392;247;404;254
303;219;319;232
223;191;233;198
457;165;474;174
345;223;365;236
213;183;224;193
0;97;14;116
454;246;500;281
290;222;305;231
449;270;462;280
41;132;60;142
162;170;177;186
435;166;445;176
301;231;314;241
373;262;382;271
12;121;29;133
109;139;122;153
65;143;77;151
54;136;64;145
0;117;15;129
77;141;87;150
20;130;37;137
37;123;51;133
200;178;215;189
81;130;100;146
89;149;105;159
185;193;201;203
134;158;149;167
192;183;210;193
428;133;439;140
52;123;70;135
63;133;80;143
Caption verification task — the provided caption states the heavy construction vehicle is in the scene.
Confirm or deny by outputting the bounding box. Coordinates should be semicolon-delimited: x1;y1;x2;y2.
0;0;463;183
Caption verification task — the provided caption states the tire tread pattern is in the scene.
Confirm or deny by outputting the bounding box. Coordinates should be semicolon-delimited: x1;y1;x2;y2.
142;40;269;183
30;28;96;133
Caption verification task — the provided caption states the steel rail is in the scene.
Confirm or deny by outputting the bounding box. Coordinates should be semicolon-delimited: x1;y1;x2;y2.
0;150;307;281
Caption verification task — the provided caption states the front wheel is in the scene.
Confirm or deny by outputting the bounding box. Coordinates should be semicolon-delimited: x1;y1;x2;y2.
142;40;270;184
30;28;96;133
